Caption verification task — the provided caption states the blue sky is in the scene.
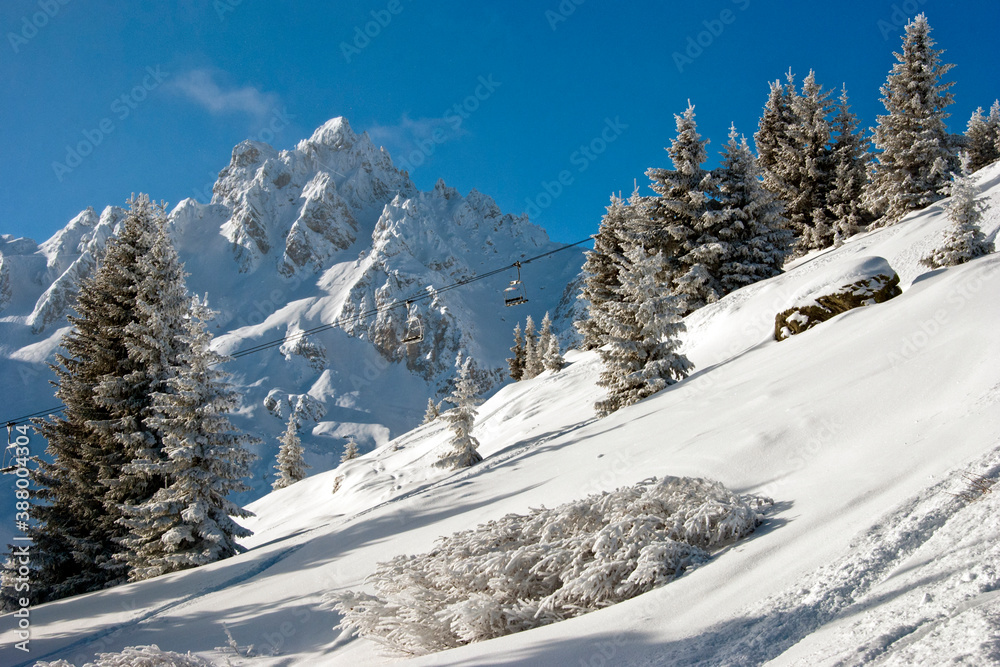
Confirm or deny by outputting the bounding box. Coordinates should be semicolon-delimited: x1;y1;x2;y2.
2;0;999;246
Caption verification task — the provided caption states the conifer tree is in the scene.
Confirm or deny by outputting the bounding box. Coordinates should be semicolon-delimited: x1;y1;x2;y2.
646;103;721;313
507;323;526;380
921;157;994;268
791;71;836;252
341;440;360;463
866;14;956;226
544;334;564;373
523;315;543;379
965;102;1000;172
30;195;168;599
827;86;870;245
756;73;800;221
0;548;21;612
111;210;193;529
439;354;483;469
536;312;556;372
576;195;630;349
423;397;441;424
273;410;309;490
595;246;692;417
715;125;792;294
119;296;257;581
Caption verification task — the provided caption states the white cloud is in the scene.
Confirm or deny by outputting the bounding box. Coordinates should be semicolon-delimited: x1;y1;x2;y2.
366;114;468;159
168;69;279;117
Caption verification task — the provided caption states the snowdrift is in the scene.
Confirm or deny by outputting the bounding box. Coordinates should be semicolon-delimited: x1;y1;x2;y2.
5;163;1000;666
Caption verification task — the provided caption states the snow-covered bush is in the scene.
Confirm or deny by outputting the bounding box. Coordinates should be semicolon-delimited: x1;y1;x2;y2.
330;476;770;655
35;644;216;666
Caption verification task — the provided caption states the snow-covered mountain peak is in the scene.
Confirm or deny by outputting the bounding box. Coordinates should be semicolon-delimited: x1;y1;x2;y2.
0;113;585;514
305;116;355;149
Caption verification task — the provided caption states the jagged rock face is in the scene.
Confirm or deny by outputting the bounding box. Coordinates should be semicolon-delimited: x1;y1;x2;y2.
213;118;414;274
339;180;553;382
27;206;123;333
279;172;358;276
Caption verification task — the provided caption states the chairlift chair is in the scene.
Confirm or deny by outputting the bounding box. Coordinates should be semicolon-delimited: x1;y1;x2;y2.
504;262;529;307
401;302;424;344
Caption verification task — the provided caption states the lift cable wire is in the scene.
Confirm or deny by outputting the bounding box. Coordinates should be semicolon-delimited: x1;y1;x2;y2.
1;236;595;427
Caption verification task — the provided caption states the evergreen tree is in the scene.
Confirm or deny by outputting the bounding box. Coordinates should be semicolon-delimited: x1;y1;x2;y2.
523;316;543;379
341;440;361;463
866;13;957;226
118;296;257;581
507;323;526;380
595;246;692;418
965;102;1000;172
791;71;836;252
756;72;800;223
30;195;168;599
544;334;564;373
536;312;556;373
646;103;722;313
423;397;441;424
714;125;792;294
921;157;994;268
439;354;483;469
827;86;870;245
0;547;21;612
272;411;309;490
111;210;193;540
576;195;631;349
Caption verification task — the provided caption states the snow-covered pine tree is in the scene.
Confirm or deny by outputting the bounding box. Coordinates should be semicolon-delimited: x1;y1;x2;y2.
507;322;526;380
438;354;483;469
646;103;722;313
118;296;258;581
341;440;360;463
30;194;168;599
110;211;194;558
756;73;800;223
827;85;870;245
866;13;957;226
423;397;441;424
0;548;21;612
544;329;564;373
536;312;557;373
965;102;1000;172
595;246;692;417
576;194;631;349
523;315;544;379
273;411;309;490
921;157;994;268
791;71;836;253
714;125;792;294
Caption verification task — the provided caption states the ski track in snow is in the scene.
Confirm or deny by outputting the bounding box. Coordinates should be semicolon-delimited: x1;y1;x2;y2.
641;443;1000;667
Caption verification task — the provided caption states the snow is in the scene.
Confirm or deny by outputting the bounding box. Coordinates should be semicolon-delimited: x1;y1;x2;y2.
4;164;1000;665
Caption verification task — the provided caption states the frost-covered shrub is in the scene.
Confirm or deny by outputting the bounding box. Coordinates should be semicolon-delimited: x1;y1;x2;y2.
35;644;216;666
774;272;901;341
330;476;770;655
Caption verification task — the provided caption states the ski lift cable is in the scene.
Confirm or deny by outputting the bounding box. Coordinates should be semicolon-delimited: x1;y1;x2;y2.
0;236;594;427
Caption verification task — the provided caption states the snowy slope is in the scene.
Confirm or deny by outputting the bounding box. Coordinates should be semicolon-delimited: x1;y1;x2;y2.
0;117;584;538
6;163;999;666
